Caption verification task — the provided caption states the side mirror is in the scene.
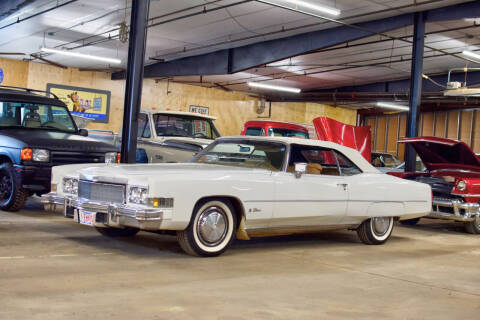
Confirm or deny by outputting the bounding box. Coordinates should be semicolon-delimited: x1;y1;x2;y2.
78;129;88;137
294;162;307;178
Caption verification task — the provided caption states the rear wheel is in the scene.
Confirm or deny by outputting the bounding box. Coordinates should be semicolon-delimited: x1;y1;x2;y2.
0;163;28;211
400;218;421;226
95;227;140;237
464;217;480;234
177;199;237;257
357;216;394;245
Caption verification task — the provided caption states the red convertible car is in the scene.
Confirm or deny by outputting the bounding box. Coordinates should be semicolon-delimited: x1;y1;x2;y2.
389;136;480;234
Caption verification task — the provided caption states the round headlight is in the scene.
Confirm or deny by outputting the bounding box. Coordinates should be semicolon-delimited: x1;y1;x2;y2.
457;180;467;191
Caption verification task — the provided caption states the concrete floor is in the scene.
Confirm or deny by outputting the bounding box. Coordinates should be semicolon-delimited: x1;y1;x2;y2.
1;201;479;320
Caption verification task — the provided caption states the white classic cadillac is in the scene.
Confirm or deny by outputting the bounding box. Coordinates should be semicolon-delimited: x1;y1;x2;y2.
42;136;431;256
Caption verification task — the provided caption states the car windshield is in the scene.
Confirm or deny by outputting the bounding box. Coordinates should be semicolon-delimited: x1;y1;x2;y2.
153;114;219;139
191;139;286;171
0;102;76;133
268;127;309;139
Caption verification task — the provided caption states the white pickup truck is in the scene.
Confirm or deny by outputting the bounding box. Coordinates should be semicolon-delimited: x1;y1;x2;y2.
90;110;221;163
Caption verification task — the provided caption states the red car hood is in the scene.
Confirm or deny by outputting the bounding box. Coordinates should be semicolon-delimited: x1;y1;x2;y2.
400;136;480;172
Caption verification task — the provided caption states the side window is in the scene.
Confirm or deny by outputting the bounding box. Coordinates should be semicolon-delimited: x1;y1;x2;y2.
137;113;151;138
287;145;340;176
245;127;265;136
334;151;362;176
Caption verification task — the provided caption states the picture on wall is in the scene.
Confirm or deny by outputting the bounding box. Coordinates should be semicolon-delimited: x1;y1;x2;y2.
46;83;111;123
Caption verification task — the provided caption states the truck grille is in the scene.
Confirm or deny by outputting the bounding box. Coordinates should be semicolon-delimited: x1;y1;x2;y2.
51;151;105;165
78;180;125;204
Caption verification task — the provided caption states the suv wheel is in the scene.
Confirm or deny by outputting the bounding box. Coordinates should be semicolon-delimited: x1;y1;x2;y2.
0;163;28;211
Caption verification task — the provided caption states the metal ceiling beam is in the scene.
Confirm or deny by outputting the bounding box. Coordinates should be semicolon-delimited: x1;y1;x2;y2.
307;70;480;94
0;0;34;21
112;1;480;80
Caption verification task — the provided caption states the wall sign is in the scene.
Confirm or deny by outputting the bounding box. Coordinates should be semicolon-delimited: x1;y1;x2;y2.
47;83;111;123
0;68;4;84
189;105;209;115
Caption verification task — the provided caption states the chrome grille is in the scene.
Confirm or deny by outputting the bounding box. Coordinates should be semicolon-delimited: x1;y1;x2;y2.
78;180;125;204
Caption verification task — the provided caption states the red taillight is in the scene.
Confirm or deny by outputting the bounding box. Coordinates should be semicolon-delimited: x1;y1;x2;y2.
116;152;121;163
21;148;33;161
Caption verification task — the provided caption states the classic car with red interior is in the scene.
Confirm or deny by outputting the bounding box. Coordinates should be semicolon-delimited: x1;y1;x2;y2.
389;136;480;234
241;120;310;139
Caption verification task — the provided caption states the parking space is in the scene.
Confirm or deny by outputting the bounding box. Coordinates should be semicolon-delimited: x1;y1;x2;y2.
1;202;479;320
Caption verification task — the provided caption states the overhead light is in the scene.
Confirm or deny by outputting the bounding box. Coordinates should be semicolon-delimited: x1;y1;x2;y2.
462;50;480;62
248;82;301;93
279;0;340;16
376;102;409;111
40;47;121;64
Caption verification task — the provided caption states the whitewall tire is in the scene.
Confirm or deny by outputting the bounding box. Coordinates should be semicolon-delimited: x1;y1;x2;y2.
357;216;394;245
177;199;237;257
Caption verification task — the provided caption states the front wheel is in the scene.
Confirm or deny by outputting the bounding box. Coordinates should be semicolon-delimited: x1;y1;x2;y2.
0;163;28;211
357;216;394;245
95;227;140;237
464;217;480;234
177;199;237;257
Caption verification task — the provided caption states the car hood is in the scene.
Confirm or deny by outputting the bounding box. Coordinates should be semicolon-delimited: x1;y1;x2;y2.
400;136;480;171
77;162;264;182
0;128;116;152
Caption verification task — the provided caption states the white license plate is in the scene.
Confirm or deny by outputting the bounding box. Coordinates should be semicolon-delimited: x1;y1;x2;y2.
78;210;94;226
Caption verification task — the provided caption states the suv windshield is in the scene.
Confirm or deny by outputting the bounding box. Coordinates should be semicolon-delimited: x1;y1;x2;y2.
191;139;286;171
0;102;76;133
268;127;309;139
153;114;219;139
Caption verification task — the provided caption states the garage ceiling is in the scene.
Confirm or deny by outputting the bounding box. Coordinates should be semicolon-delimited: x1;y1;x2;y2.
0;0;479;110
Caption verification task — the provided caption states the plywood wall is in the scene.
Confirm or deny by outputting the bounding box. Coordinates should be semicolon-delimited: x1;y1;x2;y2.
0;57;356;136
369;109;480;161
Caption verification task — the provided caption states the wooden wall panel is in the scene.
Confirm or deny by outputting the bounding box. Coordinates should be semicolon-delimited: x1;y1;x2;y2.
375;117;387;152
366;117;376;150
460;110;473;146
386;116;399;154
0;58;29;87
305;103;357;125
422;112;434;136
472;111;480;153
447;111;459;139
434;112;446;137
398;114;407;160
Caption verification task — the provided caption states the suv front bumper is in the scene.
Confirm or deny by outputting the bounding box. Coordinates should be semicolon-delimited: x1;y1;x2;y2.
428;199;480;222
41;193;167;230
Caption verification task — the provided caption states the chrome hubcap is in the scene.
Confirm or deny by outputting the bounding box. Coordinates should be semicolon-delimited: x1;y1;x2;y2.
372;217;390;236
197;207;228;246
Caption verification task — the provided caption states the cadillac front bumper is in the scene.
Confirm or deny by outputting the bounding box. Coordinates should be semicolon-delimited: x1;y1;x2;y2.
428;199;480;222
41;193;168;230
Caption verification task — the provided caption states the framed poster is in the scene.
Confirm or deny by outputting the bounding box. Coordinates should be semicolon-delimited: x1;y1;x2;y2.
189;105;209;115
47;83;111;123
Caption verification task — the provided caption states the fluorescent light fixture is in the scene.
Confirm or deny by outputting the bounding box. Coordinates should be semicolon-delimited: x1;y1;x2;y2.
376;102;409;111
279;0;340;16
462;50;480;61
40;47;121;64
248;82;301;93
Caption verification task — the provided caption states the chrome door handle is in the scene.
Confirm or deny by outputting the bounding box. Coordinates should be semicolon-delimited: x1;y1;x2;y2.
337;183;348;190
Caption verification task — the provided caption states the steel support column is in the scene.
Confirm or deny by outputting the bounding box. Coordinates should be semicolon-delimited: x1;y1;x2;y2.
405;12;425;172
120;0;150;163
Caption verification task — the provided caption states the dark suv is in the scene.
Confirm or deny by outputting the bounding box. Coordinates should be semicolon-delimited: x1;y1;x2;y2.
0;86;117;211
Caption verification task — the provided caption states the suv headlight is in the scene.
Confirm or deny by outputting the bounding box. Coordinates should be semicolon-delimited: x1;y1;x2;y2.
105;152;119;164
63;177;78;194
21;148;50;162
129;186;148;204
